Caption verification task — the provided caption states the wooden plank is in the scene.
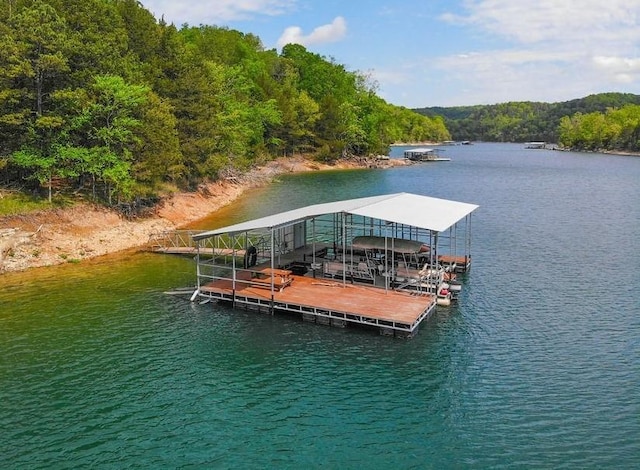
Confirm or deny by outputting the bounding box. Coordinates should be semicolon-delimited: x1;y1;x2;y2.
201;273;434;326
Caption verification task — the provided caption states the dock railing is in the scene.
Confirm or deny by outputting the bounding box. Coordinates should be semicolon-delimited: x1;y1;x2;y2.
148;230;210;254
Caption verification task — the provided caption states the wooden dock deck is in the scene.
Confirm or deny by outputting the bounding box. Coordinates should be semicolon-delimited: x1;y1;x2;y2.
199;273;436;337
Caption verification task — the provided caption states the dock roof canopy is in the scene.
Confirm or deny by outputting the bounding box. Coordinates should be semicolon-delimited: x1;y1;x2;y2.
404;148;436;153
193;192;478;240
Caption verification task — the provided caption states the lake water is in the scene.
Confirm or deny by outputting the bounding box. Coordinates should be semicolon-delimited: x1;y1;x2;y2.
1;143;639;468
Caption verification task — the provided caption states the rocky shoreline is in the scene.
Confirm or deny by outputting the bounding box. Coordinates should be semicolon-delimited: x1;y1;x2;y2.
0;155;405;273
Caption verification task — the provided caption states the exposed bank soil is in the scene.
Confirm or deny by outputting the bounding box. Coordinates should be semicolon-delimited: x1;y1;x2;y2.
0;155;405;273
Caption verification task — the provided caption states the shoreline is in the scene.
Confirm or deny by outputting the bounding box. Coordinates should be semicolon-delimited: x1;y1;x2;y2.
0;155;405;274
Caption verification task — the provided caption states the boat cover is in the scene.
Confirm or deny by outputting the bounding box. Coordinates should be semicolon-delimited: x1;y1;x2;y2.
351;236;428;254
193;192;478;239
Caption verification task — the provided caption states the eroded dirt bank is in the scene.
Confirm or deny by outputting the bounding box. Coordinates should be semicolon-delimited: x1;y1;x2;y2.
0;156;404;273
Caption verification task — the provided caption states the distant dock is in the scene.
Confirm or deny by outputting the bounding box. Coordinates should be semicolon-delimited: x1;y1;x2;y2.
403;148;451;162
524;141;547;149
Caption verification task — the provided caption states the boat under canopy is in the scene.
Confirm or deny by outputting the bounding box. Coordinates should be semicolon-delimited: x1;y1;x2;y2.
351;236;429;254
191;192;478;338
403;148;450;162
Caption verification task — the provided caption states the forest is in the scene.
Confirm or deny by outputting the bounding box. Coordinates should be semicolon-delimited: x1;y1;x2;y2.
0;0;449;206
418;93;640;149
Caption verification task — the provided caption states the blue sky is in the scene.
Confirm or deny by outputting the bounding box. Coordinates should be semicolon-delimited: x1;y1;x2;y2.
140;0;640;108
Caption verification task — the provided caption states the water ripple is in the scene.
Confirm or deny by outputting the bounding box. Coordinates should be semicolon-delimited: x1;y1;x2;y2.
2;145;640;468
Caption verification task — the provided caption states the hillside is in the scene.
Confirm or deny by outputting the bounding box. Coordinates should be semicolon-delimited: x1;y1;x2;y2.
0;0;446;209
416;93;640;143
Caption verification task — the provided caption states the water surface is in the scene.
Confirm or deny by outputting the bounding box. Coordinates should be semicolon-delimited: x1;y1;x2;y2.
1;143;639;468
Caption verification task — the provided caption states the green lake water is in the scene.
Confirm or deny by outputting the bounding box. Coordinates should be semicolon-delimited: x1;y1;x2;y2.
1;143;639;468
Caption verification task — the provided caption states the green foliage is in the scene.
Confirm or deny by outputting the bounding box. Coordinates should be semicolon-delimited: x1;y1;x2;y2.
418;93;640;144
63;75;149;202
0;0;447;207
133;91;184;188
558;105;640;151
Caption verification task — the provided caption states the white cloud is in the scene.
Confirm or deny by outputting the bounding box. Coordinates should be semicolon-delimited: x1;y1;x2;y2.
593;56;640;72
371;69;410;87
593;56;640;83
408;46;600;105
428;0;640;105
141;0;296;24
443;0;640;47
277;16;347;48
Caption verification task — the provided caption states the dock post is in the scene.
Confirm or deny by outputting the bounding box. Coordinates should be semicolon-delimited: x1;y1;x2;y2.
302;313;316;323
380;327;394;336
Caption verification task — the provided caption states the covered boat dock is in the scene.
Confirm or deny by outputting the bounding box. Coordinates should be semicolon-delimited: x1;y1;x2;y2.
403;147;451;162
191;192;478;337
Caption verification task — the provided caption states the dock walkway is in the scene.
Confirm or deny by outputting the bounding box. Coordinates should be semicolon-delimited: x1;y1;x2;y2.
199;272;435;337
148;230;203;255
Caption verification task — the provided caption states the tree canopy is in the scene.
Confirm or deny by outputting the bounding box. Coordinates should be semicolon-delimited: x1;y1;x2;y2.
0;0;448;205
558;104;640;151
417;93;640;144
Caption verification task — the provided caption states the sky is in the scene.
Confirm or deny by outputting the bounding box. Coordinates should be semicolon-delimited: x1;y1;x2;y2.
140;0;640;108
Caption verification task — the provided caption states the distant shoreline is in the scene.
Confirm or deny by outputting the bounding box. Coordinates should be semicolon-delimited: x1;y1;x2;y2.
395;141;640;157
391;141;441;146
600;149;640;157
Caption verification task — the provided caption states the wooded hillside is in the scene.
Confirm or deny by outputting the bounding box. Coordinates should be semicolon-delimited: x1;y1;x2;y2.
417;93;640;145
0;0;449;205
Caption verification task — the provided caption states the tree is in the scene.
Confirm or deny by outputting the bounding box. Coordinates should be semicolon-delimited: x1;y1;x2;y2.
64;75;149;203
0;20;30;155
606;105;640;150
418;93;640;143
559;105;640;151
132;91;184;191
1;0;458;202
5;0;73;201
49;0;134;85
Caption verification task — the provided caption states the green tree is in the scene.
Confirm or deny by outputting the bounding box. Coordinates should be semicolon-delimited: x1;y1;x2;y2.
607;105;640;150
49;0;135;85
65;75;149;203
1;0;458;202
419;93;640;143
5;0;73;201
559;104;640;151
133;91;184;192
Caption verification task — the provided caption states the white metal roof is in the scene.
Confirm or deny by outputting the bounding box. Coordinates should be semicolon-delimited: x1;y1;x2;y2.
404;148;436;153
193;192;478;239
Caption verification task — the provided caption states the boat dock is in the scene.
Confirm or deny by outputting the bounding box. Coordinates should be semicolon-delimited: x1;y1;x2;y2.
187;193;478;338
438;254;472;273
403;147;451;162
200;266;435;337
524;141;547;149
